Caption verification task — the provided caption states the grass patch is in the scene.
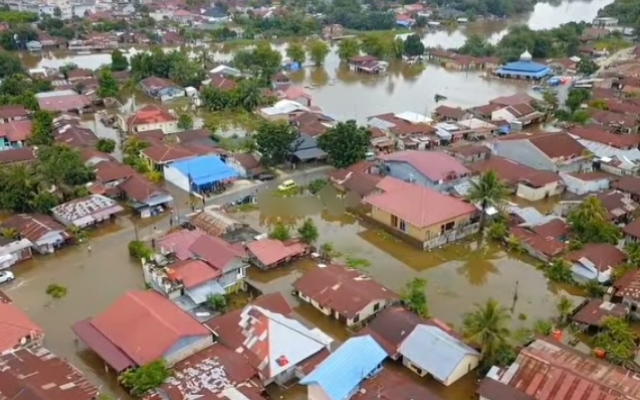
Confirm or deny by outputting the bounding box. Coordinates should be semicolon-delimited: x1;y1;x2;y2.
201;110;262;132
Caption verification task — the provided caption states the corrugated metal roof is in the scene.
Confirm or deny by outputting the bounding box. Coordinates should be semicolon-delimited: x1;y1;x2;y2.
172;155;238;185
399;324;479;383
300;335;387;400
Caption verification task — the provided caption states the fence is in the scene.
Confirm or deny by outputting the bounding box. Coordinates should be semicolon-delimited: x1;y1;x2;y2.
422;222;480;250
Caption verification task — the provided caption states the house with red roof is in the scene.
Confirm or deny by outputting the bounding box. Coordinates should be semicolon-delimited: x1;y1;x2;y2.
377;150;470;192
72;290;213;373
364;177;479;250
0;120;32;150
0;290;44;354
122;104;179;134
278;86;312;107
564;243;626;284
246;238;309;270
293;264;399;328
0;105;29;124
509;217;567;262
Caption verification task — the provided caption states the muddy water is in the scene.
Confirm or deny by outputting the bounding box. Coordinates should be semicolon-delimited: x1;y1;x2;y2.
237;207;581;400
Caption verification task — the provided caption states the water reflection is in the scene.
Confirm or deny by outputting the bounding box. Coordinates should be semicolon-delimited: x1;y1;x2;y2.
455;237;502;286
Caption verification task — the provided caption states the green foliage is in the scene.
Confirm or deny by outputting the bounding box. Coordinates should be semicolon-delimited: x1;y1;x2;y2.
307;40;330;66
462;299;511;366
45;284;68;299
565;88;591;113
233;42;282;83
130;48;204;88
593;317;639;366
543;258;574;284
286;42;306;65
466;170;510;231
577;57;598;76
345;256;371;270
0;10;38;23
403;34;425;57
556;295;574;323
583;279;606;298
128;240;153;260
297;218;319;244
360;33;402;60
308;179;327;195
29;110;54;146
0;74;50;109
269;222;291;241
325;5;395;31
206;294;227;311
337;38;360;60
234;14;320;38
532;319;554;336
200;78;268;113
97;68;119;98
487;220;508;241
177;114;194;131
255;121;298;166
111;49;129;71
317;121;371;169
319;242;340;261
567;197;620;244
120;360;171;395
96;138;116;154
401;278;429;318
599;0;640;25
458;23;585;61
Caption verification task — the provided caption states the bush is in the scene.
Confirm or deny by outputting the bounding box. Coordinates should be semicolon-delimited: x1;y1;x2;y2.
128;240;153;260
308;179;327;194
46;284;68;299
120;360;171;395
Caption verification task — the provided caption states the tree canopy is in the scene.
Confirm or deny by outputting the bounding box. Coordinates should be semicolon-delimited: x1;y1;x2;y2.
567;197;620;244
462;298;511;366
111;49;129;71
401;277;429;318
307;40;330;66
119;360;171;395
255;121;298;166
298;218;319;244
233;42;282;83
593;317;639;367
97;69;119;99
466;170;510;230
317;121;370;169
200;79;270;113
404;34;425;57
130;48;204;88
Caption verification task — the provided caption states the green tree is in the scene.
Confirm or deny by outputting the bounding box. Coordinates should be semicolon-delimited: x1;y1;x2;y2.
120;360;171;395
577;57;598;76
297;218;319;244
565;88;591;113
487;220;508;241
337;38;360;60
97;69;119;98
556;295;574;323
567;197;620;244
28;110;54;145
96;138;116;154
317;121;370;169
463;299;511;365
466;171;510;231
543;258;574;284
593;317;639;367
45;283;67;299
401;277;429;318
111;49;129;71
360;34;395;59
286;42;306;65
319;242;339;261
269;222;291;241
0;51;24;78
206;294;227;311
345;256;371;269
177;113;194;131
128;240;153;260
53;6;61;18
403;34;425;57
532;319;554;336
542;89;559;111
307;39;330;66
583;279;606;298
236;79;264;111
255;121;297;166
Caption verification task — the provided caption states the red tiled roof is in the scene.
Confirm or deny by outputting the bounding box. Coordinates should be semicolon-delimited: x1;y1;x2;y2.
140;76;175;90
568;125;640;149
158;229;207;260
564;243;626;272
90;291;210;366
119;173;167;203
470;156;560;188
127;105;177;128
293;264;398;319
2;214;67;243
0;346;99;400
614;269;640;301
527;132;586;159
95;160;136;183
188;235;246;270
486;338;640;400
613;176;640;197
624;218;640;239
380;150;470;182
434;105;467;120
596;190;637;220
247;239;307;267
54;124;98;148
145;344;263;400
365;177;476;228
233;152;262;172
37;93;91;112
591;109;638;128
142;143;195;163
567;171;612;182
472;103;503;117
0;120;32;142
0;147;36;164
510;222;566;258
0;105;28;119
210;73;237;91
171;259;221;289
0;297;43;354
72;318;135;372
490;93;536;106
205;293;292;350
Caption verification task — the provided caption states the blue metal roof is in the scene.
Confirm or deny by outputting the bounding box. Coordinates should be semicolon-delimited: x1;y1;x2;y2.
300;335;387;400
500;60;548;73
172;155;238;186
399;325;479;383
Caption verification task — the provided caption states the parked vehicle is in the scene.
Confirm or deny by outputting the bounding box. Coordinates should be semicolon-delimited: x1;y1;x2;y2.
0;271;15;284
257;173;276;181
278;179;297;191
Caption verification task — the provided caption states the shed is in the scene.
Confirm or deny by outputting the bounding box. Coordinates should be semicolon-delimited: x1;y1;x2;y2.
163;155;238;194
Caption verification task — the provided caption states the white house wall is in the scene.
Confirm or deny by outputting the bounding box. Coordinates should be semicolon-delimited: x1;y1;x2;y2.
560;172;609;195
163;165;191;193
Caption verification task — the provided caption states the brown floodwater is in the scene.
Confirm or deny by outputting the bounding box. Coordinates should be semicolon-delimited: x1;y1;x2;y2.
19;0;613;124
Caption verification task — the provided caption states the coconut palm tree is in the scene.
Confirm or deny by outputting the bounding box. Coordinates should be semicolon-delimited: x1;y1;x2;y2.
532;319;554;336
466;170;510;231
556;295;574;324
462;298;511;364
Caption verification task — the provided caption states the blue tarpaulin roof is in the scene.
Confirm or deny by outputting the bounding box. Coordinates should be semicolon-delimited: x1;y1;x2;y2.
172;155;238;186
300;335;387;400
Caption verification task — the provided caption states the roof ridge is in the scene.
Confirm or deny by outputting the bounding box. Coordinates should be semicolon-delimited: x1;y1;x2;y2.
252;305;327;347
416;324;474;353
128;291;189;338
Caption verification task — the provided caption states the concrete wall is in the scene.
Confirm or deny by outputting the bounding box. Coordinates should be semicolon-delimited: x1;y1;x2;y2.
560;173;609;195
403;353;479;386
297;292;392;327
163;164;191;193
133;121;178;134
307;383;332;400
516;181;563;201
163;334;214;366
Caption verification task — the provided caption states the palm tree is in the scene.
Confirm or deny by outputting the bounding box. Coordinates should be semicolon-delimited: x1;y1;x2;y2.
556;295;574;324
466;170;510;231
462;298;511;364
532;319;554;336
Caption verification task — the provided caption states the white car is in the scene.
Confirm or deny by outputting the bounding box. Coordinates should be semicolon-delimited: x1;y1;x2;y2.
0;271;15;284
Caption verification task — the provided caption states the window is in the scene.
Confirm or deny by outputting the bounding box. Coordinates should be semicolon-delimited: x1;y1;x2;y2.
441;221;455;233
353;314;360;323
399;219;407;232
237;267;246;278
373;303;380;312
